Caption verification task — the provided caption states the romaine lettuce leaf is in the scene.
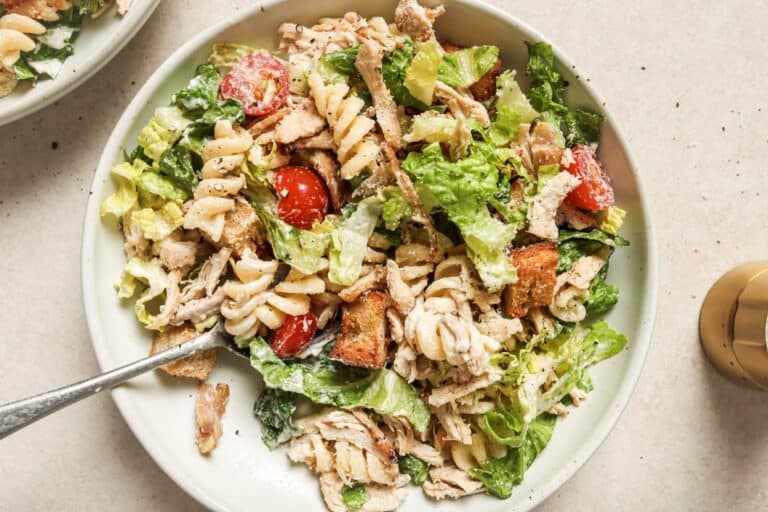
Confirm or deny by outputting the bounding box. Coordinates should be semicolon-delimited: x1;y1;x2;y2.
564;108;604;146
172;63;221;117
255;207;330;275
248;337;431;431
557;229;629;272
382;38;430;110
584;264;619;314
599;206;626;236
76;0;107;14
137;106;191;162
437;45;499;89
208;43;261;70
404;40;443;105
328;197;383;286
398;455;429;485
320;45;361;78
402;143;518;291
252;388;299;450
379;187;412;231
495;70;538;123
157;145;197;196
342;484;369;510
488;106;522;147
470;413;556;498
136;171;188;206
116;257;168;326
130;202;184;241
99;159;148;218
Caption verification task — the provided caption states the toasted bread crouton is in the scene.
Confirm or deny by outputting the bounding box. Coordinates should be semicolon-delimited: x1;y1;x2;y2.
331;291;389;369
150;323;216;380
440;41;502;101
503;242;558;318
201;196;265;258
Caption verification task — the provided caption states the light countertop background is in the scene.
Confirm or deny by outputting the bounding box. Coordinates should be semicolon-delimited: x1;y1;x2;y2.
2;1;768;510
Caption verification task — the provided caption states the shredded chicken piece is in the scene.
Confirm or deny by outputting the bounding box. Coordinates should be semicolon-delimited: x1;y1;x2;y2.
351;159;394;199
116;0;133;15
557;202;597;230
338;266;387;302
173;288;226;325
527;172;581;240
247;108;289;137
428;372;499;408
178;247;231;304
275;97;326;144
549;252;607;322
433;404;473;445
305;149;344;212
147;270;182;330
530;122;563;168
434;81;490;128
319;472;409;512
394;0;445;42
152;235;199;272
356;40;403;150
292;129;337;150
195;383;230;454
476;310;523;346
422;465;484;500
385;260;416;315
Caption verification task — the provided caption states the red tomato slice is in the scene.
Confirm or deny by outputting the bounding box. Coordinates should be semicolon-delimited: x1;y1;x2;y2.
274;166;330;230
271;312;318;358
219;53;289;117
563;145;615;212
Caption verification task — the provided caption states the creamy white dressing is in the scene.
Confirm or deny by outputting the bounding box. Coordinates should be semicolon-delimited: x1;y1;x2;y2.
29;58;63;78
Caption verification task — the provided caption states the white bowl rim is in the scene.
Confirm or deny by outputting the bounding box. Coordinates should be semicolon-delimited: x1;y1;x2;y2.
80;1;659;510
0;0;161;127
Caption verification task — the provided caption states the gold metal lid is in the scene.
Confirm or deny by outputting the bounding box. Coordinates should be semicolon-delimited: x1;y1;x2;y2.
699;262;768;390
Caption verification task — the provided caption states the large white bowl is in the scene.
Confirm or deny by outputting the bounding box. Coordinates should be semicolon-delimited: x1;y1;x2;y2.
0;0;160;126
81;1;658;510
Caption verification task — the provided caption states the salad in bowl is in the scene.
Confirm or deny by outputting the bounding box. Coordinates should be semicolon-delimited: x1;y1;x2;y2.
96;1;635;510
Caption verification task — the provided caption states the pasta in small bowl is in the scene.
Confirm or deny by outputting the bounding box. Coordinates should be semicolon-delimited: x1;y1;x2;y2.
81;1;658;511
0;0;159;126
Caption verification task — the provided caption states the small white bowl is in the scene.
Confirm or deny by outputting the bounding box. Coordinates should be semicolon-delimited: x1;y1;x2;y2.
0;0;160;127
81;1;658;510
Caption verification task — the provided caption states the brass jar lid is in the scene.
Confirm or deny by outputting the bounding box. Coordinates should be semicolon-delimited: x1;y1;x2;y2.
699;262;768;390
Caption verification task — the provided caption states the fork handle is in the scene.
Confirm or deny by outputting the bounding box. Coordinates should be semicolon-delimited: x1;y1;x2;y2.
0;327;227;440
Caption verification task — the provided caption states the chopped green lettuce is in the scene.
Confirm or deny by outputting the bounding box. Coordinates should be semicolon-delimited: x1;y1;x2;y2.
488;106;522;147
382;38;430;110
248;338;431;431
208;43;261;70
402;143;518;291
599;206;626;236
398;455;429;485
404;40;443;105
116;257;168;326
320;46;361;78
584;264;619;314
379;187;412;231
177;99;246;157
76;0;107;14
557;229;629;272
136;171;188;206
100;159;148;218
328;197;383;286
172;63;221;117
255;207;330;275
495;70;538;123
341;484;369;510
536;163;560;193
130;202;184;241
524;42;604;146
157;145;198;196
470;413;556;499
137;106;191;162
437;45;499;89
252;388;299;450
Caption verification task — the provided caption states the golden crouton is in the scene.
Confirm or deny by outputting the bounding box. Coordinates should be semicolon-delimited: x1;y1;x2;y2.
331;291;390;369
440;41;502;102
201;196;265;258
503;242;558;318
150;323;216;380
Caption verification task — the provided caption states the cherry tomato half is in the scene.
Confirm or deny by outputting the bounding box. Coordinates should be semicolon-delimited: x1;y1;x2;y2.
274;166;329;230
271;312;318;358
563;145;615;212
219;53;289;117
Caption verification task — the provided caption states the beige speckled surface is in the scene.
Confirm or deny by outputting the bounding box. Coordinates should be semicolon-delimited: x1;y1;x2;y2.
1;1;768;510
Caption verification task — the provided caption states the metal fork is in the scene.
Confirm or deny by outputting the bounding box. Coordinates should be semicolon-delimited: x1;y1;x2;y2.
0;322;339;440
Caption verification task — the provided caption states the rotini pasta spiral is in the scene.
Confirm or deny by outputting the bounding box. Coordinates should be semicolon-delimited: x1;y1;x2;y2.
403;256;501;376
221;250;326;340
183;121;252;242
308;71;380;180
0;13;45;69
